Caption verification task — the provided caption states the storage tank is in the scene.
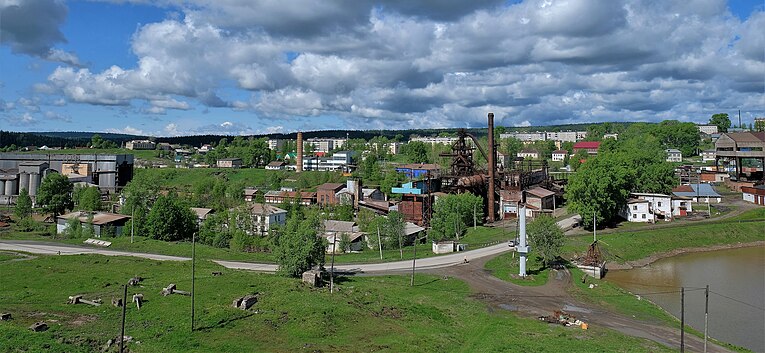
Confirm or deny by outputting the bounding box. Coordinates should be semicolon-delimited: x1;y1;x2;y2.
19;173;30;194
28;173;40;196
5;179;16;196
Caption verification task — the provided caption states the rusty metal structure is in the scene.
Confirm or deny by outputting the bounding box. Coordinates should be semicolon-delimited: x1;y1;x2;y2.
581;240;603;268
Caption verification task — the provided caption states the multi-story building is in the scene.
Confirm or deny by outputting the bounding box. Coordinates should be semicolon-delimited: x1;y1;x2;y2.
304;138;334;153
517;149;540;159
701;150;716;162
302;151;356;172
499;131;587;143
697;124;719;135
267;139;284;151
665;149;682;162
409;136;460;145
125;140;156;150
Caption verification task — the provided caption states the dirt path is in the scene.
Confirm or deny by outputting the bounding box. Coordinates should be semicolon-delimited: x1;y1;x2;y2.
428;255;735;353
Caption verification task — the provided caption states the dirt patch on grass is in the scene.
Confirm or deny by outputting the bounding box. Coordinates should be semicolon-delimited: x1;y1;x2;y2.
70;314;98;327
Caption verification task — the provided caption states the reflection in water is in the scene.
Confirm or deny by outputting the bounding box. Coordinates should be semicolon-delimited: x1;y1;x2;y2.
607;246;765;353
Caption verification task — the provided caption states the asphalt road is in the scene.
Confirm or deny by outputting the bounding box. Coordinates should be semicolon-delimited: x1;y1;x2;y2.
0;239;514;274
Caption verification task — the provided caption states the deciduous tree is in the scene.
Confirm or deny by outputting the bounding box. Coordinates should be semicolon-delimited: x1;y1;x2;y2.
526;216;564;267
272;213;325;277
14;188;32;220
145;194;198;241
709;113;731;133
36;173;73;217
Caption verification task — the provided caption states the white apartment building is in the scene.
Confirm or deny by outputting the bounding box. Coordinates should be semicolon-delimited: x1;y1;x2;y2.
125;140;156;150
410;136;460;145
697;125;719;135
267;139;284;151
499;131;587;143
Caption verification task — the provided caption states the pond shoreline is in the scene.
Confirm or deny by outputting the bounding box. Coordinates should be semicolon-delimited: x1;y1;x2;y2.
607;240;765;270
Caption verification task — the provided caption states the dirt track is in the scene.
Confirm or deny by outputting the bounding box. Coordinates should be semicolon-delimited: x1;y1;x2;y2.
427;255;735;353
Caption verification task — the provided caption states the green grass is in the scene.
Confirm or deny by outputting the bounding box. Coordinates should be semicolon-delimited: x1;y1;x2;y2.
0;251;23;262
563;209;765;264
0;254;674;353
485;253;550;286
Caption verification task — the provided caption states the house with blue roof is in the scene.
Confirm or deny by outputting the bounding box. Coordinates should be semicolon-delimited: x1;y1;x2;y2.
672;183;722;203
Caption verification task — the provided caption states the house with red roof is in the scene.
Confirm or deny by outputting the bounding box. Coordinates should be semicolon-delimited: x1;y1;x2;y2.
573;141;601;155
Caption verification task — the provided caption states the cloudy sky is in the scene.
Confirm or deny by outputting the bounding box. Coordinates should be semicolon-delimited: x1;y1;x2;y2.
1;0;763;136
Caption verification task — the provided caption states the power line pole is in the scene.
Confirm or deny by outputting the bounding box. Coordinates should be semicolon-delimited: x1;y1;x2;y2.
377;224;383;260
410;237;418;286
681;286;685;353
130;205;134;244
119;284;127;353
191;232;196;332
330;236;336;294
704;285;709;353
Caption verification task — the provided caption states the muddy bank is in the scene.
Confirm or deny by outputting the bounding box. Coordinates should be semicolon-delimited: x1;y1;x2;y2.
606;240;765;270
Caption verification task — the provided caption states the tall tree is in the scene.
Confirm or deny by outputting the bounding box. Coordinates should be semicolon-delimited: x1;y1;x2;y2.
121;172;160;237
566;156;632;228
526;216;565;267
14;188;32;220
36;173;73;217
428;193;483;241
272;213;325;277
402;141;429;164
709;113;731;133
145;194;198;241
78;186;102;211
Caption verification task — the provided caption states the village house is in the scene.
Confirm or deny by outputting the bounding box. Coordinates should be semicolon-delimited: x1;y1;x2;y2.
244;203;287;235
190;208;214;225
666;149;682;162
56;211;131;237
217;158;242;168
243;187;258;202
265;161;286;170
551;150;568;162
620;193;693;223
323;220;366;253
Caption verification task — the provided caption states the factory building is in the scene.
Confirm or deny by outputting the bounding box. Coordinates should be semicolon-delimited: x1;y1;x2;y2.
0;153;134;205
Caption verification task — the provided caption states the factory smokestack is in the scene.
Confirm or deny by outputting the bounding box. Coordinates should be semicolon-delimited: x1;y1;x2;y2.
487;113;496;223
296;131;303;173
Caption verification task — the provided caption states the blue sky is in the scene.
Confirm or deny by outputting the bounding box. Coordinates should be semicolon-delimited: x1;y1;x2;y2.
1;0;763;136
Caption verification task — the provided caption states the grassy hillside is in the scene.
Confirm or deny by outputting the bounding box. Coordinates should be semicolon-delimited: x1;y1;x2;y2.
0;254;672;353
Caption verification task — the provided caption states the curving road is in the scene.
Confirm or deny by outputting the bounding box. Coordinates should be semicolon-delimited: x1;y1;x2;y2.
0;239;513;274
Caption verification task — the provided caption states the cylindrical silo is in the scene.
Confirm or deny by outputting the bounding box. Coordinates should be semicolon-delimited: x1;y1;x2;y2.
5;179;16;196
19;173;30;194
29;174;40;196
0;180;5;196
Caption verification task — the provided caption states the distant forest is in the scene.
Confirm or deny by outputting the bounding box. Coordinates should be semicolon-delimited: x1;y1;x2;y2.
1;122;635;149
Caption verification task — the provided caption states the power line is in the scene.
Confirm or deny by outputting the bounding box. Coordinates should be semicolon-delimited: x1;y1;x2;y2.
709;290;765;311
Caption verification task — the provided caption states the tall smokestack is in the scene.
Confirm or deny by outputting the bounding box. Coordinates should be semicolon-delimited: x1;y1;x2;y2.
296;131;303;173
487;112;496;223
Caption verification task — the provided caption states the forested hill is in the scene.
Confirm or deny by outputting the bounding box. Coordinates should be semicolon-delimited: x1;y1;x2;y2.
0;130;89;149
8;122;635;148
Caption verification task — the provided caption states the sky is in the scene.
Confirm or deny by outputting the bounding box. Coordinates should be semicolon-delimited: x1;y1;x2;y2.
0;0;763;137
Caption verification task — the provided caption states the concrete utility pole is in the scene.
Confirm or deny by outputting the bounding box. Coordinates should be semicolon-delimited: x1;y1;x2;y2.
131;205;134;244
518;203;529;277
120;284;127;353
704;285;709;353
681;287;685;353
377;225;383;260
191;232;196;332
330;237;336;294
